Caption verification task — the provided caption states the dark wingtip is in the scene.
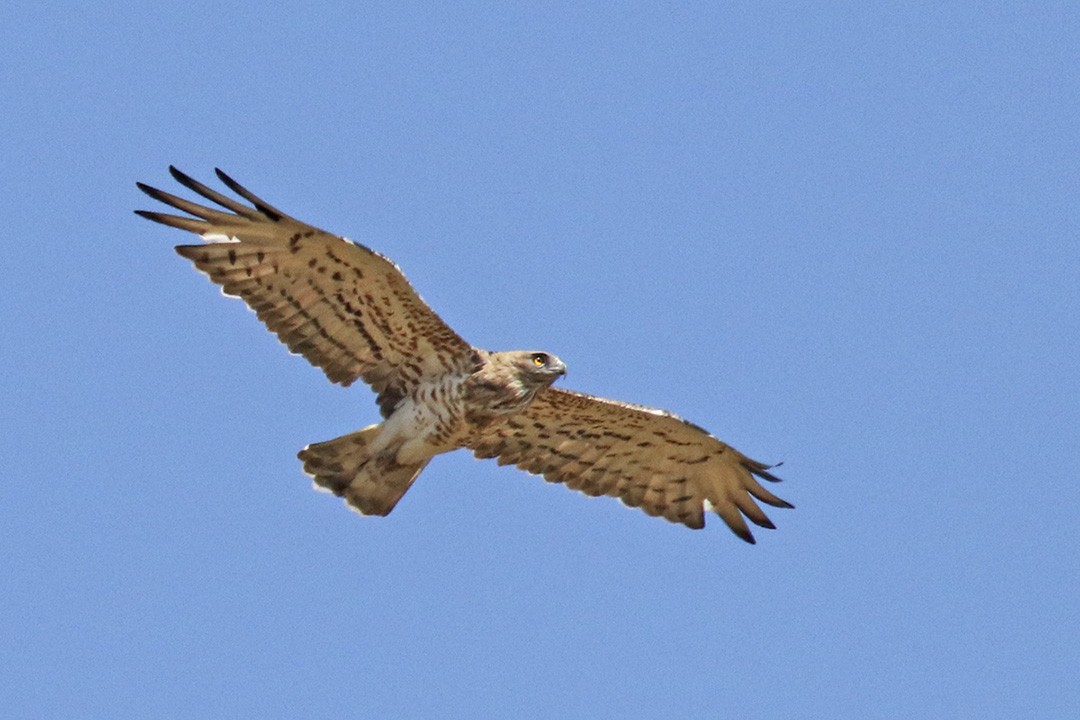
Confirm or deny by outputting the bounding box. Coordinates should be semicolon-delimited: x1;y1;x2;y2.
168;165;194;185
134;209;174;224
736;529;757;544
750;461;784;484
214;167;243;193
213;167;284;221
135;182;171;204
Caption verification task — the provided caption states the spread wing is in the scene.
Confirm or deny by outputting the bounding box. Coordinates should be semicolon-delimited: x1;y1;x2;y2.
467;387;792;542
136;167;478;415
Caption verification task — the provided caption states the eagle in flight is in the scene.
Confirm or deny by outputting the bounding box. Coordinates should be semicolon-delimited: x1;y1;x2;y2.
136;168;792;542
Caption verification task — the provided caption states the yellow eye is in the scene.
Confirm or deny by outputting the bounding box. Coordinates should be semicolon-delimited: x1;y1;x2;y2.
532;354;545;367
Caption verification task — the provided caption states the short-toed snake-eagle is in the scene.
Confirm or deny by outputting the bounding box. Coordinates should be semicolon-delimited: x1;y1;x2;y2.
136;168;791;542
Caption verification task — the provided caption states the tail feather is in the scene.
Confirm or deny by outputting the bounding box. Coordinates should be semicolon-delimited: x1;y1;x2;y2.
298;425;429;516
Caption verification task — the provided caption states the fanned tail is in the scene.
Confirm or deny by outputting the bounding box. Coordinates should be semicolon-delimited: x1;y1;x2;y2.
298;425;429;516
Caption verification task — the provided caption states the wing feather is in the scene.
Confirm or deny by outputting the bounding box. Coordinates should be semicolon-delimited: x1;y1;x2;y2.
137;167;478;414
467;387;791;542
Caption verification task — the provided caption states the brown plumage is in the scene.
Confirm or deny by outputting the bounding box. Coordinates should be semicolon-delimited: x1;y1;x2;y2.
137;167;792;542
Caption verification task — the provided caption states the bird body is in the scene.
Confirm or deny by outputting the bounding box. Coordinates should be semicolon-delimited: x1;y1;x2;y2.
298;349;567;516
137;167;792;542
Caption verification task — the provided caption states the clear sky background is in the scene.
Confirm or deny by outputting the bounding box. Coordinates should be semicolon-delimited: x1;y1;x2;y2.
2;2;1078;718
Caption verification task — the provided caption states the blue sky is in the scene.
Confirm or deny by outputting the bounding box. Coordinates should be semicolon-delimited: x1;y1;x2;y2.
2;2;1078;717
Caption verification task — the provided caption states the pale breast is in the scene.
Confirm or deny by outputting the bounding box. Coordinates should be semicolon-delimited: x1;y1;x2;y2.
387;374;473;464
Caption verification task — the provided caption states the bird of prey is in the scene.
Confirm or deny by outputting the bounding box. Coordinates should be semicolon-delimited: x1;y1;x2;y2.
136;167;792;542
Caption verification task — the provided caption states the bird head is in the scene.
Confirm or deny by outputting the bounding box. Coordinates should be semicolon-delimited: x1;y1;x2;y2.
515;351;567;387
